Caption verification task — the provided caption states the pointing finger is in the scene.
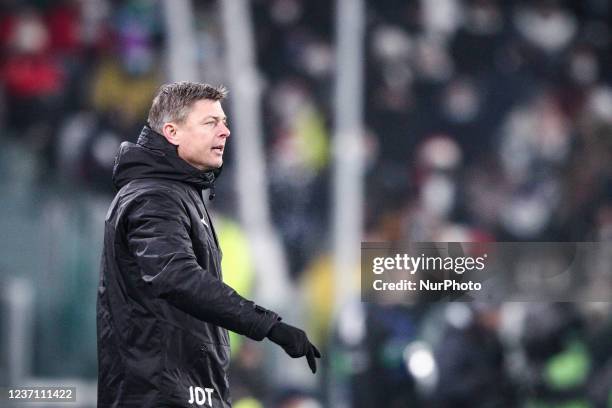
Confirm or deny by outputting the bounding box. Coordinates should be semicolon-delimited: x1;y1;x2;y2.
306;347;317;374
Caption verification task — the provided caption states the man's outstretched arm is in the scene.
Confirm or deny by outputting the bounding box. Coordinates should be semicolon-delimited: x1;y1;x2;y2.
126;191;278;340
125;191;320;371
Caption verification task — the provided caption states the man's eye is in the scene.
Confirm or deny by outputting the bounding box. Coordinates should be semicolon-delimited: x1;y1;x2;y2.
204;121;216;126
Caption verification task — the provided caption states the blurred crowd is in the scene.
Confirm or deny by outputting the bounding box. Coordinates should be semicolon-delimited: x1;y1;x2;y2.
1;0;611;407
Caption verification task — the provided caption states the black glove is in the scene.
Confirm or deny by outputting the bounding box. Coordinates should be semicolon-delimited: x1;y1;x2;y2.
267;322;321;373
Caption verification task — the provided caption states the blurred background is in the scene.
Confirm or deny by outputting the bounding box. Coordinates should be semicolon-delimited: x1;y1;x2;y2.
0;0;611;406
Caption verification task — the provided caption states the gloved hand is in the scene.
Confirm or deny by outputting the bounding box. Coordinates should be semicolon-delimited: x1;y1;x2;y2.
267;322;321;373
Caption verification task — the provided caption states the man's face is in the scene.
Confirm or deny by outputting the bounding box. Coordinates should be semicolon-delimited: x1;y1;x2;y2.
174;99;230;171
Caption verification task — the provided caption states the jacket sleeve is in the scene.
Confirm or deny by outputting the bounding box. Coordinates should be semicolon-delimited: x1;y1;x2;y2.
124;190;280;341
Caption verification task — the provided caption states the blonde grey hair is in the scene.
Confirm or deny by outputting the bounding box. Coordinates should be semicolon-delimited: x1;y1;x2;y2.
147;81;227;133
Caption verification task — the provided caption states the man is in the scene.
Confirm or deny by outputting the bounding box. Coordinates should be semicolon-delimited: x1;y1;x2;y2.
97;82;320;407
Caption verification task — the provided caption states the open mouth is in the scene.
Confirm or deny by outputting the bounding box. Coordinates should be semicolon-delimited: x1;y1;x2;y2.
212;145;224;153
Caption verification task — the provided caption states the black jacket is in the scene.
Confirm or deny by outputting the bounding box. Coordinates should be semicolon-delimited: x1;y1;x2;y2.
97;126;280;407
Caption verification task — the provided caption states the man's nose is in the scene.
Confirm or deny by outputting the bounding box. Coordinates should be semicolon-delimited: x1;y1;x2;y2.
218;122;230;138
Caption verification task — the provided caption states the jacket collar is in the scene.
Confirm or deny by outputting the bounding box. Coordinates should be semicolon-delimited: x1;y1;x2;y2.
112;125;221;193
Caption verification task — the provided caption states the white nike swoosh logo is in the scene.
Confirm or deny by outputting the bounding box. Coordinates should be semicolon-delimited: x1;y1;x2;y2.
201;217;208;227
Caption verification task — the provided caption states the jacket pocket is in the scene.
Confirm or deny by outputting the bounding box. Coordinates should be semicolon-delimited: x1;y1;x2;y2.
160;325;231;407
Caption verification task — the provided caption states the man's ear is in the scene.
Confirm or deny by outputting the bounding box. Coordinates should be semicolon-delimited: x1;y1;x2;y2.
161;123;180;146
